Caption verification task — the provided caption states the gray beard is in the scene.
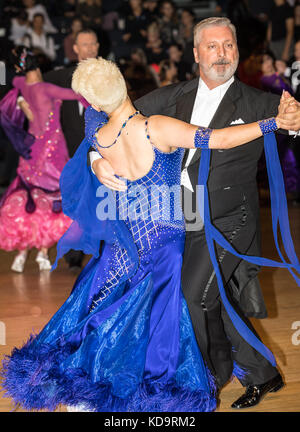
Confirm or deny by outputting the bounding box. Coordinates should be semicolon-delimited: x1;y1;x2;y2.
201;58;239;83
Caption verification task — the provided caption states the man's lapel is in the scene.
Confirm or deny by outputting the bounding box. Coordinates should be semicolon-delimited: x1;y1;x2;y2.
175;79;199;166
189;79;241;166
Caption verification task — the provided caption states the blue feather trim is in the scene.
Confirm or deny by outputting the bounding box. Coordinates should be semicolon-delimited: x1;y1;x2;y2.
0;335;216;412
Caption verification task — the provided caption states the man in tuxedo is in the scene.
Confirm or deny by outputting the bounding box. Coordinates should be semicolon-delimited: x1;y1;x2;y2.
44;29;99;271
89;18;300;408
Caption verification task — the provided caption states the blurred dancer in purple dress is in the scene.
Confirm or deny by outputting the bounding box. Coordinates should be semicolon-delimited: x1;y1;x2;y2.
258;51;300;196
0;48;88;272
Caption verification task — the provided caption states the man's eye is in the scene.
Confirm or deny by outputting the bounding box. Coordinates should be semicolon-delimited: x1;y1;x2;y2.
208;45;216;49
226;44;233;48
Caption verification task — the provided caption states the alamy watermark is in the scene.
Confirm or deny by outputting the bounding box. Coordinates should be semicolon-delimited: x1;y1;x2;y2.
291;321;300;346
95;184;205;231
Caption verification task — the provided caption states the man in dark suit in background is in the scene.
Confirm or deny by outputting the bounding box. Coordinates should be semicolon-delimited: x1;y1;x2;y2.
43;29;99;271
89;17;300;408
44;29;99;157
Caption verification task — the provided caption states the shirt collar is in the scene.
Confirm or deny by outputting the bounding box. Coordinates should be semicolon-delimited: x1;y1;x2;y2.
197;76;235;98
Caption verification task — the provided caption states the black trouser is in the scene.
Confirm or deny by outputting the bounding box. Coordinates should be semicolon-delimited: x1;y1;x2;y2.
181;185;278;388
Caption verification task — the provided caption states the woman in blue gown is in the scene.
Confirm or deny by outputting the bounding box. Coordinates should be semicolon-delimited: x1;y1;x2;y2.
0;58;295;412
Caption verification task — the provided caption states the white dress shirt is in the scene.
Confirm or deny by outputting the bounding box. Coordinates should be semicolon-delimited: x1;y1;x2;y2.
181;76;234;192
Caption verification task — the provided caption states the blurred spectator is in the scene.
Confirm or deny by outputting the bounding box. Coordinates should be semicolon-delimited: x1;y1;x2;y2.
22;0;57;33
237;51;263;89
63;18;83;64
144;22;167;65
257;48;299;198
295;0;300;40
245;0;273;47
247;0;273;23
122;0;151;48
62;0;78;22
158;0;179;46
215;1;228;14
121;48;158;99
159;59;178;86
9;9;29;45
178;8;195;48
260;51;293;94
22;13;56;68
226;0;249;25
76;0;102;30
143;0;159;20
266;0;295;61
130;46;148;65
281;39;300;100
168;43;191;81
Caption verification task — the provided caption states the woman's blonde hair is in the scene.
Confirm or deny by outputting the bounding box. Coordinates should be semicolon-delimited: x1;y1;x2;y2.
72;57;127;114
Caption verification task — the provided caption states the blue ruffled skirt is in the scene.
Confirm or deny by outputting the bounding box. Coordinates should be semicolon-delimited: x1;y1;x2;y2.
0;230;216;412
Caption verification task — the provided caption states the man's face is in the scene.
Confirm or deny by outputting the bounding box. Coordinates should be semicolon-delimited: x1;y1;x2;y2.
33;16;44;31
72;20;83;34
169;46;182;63
193;26;239;85
161;2;174;18
130;0;141;9
23;0;34;8
73;33;99;61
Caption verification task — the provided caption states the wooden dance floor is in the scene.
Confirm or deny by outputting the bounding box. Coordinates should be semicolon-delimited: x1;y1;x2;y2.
0;205;299;413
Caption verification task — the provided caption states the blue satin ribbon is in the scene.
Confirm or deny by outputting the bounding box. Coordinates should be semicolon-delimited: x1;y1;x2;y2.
197;132;300;367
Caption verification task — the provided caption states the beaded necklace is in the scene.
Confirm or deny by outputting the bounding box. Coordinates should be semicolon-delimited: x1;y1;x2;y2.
93;110;140;150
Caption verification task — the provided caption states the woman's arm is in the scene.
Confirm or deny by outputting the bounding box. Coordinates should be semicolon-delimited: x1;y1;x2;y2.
12;76;25;90
45;83;88;105
148;113;286;151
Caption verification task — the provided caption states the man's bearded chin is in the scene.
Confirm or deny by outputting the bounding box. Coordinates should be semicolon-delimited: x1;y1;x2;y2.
201;57;239;82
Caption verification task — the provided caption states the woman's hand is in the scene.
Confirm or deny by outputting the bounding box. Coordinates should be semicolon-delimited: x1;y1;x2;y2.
18;99;34;122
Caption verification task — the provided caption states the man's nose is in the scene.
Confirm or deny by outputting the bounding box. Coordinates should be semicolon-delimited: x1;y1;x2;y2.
217;45;225;57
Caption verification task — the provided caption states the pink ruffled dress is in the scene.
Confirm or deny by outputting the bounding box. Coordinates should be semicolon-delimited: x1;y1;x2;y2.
0;76;87;251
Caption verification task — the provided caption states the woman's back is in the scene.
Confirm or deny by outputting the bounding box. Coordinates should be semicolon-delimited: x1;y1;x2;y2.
13;76;80;137
94;113;176;182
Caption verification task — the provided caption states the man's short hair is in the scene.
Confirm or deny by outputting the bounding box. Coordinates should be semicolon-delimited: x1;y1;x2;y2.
72;57;127;114
74;29;98;44
194;17;237;46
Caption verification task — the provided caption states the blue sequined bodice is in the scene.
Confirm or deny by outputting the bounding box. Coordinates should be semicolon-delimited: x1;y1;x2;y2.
86;106;185;256
118;146;185;254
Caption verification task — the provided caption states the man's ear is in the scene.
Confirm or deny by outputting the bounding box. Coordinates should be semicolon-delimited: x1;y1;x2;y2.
73;44;79;56
193;47;199;64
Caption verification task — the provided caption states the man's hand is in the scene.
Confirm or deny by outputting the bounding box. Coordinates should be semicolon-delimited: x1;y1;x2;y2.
92;158;127;191
277;91;300;131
